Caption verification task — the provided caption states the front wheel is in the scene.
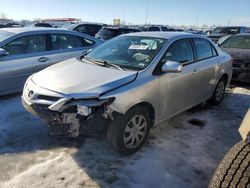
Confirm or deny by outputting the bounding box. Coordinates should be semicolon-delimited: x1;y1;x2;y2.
107;106;151;155
208;77;226;105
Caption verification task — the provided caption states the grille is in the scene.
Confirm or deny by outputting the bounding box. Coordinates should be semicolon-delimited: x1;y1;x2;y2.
48;123;69;136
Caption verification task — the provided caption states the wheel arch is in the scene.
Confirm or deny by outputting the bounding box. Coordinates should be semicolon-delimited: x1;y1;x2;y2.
221;73;229;85
126;102;155;127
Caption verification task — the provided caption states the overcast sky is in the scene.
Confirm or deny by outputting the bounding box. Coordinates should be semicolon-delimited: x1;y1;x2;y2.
1;0;250;26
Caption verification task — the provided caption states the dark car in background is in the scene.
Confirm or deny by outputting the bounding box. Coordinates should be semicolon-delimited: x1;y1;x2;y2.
63;22;105;36
186;29;206;35
26;22;53;28
0;22;21;28
95;27;140;40
208;26;248;43
146;25;175;32
220;34;250;82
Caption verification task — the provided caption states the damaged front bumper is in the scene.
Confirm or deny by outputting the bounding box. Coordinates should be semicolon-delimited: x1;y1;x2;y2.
22;78;115;137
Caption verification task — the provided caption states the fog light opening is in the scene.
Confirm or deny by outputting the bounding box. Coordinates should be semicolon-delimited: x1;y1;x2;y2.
77;105;92;116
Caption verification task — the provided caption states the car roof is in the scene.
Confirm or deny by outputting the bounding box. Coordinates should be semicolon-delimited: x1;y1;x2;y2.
123;31;196;39
0;27;68;35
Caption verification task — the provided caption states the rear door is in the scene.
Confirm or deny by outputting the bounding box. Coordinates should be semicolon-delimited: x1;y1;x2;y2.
0;34;50;94
192;38;218;101
48;33;96;64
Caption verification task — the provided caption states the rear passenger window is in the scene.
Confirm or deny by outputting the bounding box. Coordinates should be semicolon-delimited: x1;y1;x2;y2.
50;34;93;50
3;35;46;55
164;39;194;64
194;39;213;60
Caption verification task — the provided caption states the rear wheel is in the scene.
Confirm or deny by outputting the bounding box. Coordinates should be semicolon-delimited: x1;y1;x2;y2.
107;106;151;155
208;77;226;105
209;141;250;188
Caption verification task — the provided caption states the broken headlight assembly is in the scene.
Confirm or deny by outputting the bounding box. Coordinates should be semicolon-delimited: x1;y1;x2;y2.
46;97;115;137
49;97;115;117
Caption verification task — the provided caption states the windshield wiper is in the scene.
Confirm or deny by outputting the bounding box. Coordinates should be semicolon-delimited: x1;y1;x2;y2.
85;58;124;70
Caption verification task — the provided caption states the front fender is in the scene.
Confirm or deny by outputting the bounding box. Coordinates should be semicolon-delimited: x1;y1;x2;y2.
99;76;162;126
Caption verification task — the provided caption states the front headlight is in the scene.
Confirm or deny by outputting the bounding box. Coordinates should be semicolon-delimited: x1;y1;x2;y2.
49;97;115;112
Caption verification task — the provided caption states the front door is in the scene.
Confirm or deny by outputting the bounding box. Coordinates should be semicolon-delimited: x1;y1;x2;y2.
157;39;199;120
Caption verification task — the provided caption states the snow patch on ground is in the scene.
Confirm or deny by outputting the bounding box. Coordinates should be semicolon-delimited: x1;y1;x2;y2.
0;85;249;188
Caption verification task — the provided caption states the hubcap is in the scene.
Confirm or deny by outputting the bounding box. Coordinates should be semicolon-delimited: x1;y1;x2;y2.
123;115;147;149
215;81;225;101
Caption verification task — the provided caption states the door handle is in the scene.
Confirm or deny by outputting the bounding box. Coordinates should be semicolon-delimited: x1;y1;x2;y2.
217;61;222;66
192;69;198;75
38;57;49;63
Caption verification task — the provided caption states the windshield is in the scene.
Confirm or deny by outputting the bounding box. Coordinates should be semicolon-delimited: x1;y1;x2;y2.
96;28;117;39
85;36;166;70
0;30;13;42
62;23;77;29
220;35;250;49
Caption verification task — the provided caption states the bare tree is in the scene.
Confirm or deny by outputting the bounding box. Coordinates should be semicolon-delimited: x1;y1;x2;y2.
0;13;7;19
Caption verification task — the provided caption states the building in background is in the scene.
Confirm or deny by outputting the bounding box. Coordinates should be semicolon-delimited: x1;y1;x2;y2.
113;19;120;26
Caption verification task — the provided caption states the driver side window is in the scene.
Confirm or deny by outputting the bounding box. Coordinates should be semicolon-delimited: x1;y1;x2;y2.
164;39;194;64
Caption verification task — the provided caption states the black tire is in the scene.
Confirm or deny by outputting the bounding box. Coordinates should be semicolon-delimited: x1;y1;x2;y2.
208;77;227;105
107;106;151;155
209;141;250;188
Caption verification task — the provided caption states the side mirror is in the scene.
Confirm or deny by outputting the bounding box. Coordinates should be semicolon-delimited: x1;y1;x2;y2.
0;48;9;57
162;60;182;73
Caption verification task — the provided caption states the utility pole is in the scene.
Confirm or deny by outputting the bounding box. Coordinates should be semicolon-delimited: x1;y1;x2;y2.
195;13;199;29
145;6;148;26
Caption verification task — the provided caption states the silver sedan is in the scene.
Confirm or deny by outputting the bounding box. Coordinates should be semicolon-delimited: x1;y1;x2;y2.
22;32;232;155
0;27;103;95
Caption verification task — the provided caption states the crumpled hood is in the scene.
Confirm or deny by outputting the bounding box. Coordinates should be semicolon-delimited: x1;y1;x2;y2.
221;48;250;61
32;58;137;98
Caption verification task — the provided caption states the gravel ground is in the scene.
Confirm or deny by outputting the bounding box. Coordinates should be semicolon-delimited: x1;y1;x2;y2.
0;84;249;188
